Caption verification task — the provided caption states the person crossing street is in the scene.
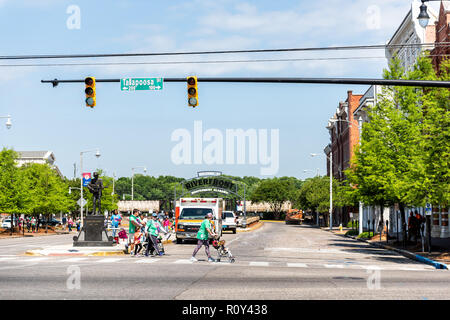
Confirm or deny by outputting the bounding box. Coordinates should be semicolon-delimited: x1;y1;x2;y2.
190;212;217;262
144;213;166;257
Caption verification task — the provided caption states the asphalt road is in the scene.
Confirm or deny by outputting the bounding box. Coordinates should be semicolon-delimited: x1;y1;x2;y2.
0;222;449;300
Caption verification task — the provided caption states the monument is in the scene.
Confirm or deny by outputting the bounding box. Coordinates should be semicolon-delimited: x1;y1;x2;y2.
73;172;114;247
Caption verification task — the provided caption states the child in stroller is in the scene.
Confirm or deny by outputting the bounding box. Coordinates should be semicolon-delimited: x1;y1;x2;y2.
211;236;235;263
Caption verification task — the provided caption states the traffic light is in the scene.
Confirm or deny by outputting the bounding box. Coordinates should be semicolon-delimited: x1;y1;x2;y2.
187;76;198;107
85;77;96;107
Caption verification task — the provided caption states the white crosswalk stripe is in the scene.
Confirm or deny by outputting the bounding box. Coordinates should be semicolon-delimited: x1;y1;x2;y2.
59;258;89;262
20;258;50;263
174;259;193;264
0;257;18;261
94;258;123;263
135;259;159;264
324;264;344;268
249;261;269;267
287;263;307;268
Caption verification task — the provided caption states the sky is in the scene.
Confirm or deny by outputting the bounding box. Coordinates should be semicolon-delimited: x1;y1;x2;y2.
0;0;442;180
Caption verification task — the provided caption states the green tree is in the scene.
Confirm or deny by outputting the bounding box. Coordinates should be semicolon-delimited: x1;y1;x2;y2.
249;178;296;219
21;163;72;231
0;149;30;230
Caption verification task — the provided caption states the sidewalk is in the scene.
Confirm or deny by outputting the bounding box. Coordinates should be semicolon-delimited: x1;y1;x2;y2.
321;226;449;270
0;229;73;239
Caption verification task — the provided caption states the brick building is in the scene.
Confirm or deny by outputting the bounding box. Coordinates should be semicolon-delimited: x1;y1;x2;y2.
325;91;362;180
431;1;450;73
324;91;362;226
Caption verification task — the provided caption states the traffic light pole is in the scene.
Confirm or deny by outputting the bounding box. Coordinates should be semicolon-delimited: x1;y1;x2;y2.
42;77;450;88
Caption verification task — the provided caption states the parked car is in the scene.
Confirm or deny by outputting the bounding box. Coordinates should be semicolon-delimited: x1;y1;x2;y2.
1;219;14;229
39;218;62;227
222;211;237;234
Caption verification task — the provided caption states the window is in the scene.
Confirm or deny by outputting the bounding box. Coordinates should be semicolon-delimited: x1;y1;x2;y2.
180;208;213;219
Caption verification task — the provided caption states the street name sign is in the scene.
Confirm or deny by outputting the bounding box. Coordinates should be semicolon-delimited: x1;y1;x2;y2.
425;203;432;216
121;78;163;91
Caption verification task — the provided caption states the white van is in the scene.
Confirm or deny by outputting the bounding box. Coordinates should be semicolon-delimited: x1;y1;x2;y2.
175;198;223;244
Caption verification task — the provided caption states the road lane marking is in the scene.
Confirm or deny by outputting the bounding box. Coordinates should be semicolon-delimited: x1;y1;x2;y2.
0;257;18;261
324;264;344;268
249;262;269;267
59;258;89;262
135;259;159;264
265;248;351;254
20;258;50;263
94;258;123;263
174;259;193;264
287;263;307;268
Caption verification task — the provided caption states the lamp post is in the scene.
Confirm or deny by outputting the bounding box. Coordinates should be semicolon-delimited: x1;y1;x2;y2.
131;166;147;200
358;116;364;235
0;115;12;130
416;0;442;28
311;152;333;230
80;149;101;227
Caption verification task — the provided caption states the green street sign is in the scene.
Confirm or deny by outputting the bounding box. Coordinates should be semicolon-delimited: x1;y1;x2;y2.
121;78;163;91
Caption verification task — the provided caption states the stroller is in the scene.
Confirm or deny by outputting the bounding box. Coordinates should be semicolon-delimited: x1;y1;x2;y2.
143;234;165;256
212;237;235;263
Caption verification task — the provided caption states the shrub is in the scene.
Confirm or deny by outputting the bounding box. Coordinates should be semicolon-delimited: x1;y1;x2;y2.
345;230;359;236
357;232;378;239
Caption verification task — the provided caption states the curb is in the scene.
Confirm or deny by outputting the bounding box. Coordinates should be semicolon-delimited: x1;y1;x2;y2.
237;221;264;233
323;229;448;270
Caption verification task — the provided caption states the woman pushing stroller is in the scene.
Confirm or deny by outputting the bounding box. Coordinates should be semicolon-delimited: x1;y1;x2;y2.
190;212;217;262
144;213;167;257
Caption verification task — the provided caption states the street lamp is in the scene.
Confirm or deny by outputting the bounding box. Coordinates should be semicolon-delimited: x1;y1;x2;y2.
80;148;101;227
311;152;333;231
131;166;147;200
0;115;12;130
417;0;430;28
417;0;441;28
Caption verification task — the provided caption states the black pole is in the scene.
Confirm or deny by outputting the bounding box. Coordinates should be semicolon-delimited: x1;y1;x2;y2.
368;220;371;237
372;219;375;238
41;77;450;88
426;214;432;253
386;220;389;243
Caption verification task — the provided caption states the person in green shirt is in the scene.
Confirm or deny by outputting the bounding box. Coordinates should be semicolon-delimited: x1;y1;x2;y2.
190;212;217;262
144;213;166;256
126;209;141;254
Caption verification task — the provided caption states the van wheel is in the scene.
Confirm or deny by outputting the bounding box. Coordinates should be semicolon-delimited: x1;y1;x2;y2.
176;238;182;244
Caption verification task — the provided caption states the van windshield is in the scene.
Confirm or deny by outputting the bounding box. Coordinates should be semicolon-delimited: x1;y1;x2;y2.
224;212;234;218
180;208;213;219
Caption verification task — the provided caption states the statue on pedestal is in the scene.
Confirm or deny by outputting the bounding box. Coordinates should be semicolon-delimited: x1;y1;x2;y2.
87;172;104;215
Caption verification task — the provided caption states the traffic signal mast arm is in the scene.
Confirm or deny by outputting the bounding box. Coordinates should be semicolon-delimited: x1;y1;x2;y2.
42;77;450;88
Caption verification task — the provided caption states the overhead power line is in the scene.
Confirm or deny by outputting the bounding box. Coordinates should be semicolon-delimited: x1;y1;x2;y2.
2;42;450;61
2;54;449;68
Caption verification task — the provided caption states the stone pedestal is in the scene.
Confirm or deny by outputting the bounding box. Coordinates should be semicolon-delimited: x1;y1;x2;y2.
73;215;113;247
